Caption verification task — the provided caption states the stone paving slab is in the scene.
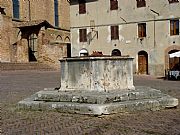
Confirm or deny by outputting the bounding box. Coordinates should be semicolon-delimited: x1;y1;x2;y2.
18;87;178;115
34;86;163;104
19;96;178;115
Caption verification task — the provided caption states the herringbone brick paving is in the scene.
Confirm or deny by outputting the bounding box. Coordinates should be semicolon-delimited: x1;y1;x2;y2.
0;71;180;135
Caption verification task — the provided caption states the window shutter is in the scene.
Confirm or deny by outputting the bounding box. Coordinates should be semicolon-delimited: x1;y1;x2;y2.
79;0;86;14
111;26;119;40
138;24;142;37
110;0;118;10
137;0;146;8
138;23;146;37
170;21;174;36
79;29;87;42
170;20;179;36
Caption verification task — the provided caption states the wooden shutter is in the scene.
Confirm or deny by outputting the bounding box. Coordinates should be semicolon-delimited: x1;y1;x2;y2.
79;29;87;42
110;0;118;10
137;0;146;8
79;1;86;14
138;23;146;37
170;20;174;35
170;20;179;35
111;26;119;40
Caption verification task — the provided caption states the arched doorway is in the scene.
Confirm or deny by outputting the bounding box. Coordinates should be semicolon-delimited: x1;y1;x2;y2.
138;51;148;74
111;49;121;56
165;45;180;70
168;50;180;70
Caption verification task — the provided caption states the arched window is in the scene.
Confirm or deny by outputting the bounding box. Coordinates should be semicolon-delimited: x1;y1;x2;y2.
111;49;121;56
54;0;59;27
79;48;88;56
12;0;19;19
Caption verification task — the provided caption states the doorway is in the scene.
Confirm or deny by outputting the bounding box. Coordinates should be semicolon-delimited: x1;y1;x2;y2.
67;43;71;58
169;50;180;70
138;51;148;74
28;33;38;61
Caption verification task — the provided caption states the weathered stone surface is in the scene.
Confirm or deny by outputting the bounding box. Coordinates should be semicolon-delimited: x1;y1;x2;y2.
18;87;178;115
34;86;164;103
60;57;135;92
18;57;178;115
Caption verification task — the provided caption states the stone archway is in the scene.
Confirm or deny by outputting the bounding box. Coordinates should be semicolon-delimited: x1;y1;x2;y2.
64;36;70;43
56;35;63;42
165;45;180;70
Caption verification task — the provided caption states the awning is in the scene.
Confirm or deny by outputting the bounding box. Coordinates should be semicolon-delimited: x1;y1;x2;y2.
15;20;54;28
169;51;180;58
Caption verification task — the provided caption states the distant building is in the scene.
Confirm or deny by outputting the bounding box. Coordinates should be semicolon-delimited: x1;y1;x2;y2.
0;0;70;68
70;0;180;76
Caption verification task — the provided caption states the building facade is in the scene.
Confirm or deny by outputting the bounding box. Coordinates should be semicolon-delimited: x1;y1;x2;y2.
70;0;180;76
0;0;70;67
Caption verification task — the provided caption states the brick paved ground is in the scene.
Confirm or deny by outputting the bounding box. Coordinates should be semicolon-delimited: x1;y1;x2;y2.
0;70;180;135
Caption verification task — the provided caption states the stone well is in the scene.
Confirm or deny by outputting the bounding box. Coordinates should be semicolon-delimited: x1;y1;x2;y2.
18;56;178;115
60;56;134;91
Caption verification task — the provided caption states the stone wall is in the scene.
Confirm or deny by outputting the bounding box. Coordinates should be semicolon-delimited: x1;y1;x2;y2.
0;0;70;68
0;14;13;62
70;0;180;76
60;56;134;91
0;0;70;29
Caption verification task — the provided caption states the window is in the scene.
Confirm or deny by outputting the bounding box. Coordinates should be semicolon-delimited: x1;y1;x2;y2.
168;0;179;4
138;23;146;37
12;0;19;19
111;26;119;40
111;49;121;56
79;29;87;42
137;0;146;8
79;0;86;14
170;20;179;36
110;0;118;10
54;0;59;27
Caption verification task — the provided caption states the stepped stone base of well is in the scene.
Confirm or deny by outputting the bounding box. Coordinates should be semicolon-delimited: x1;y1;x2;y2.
18;86;178;115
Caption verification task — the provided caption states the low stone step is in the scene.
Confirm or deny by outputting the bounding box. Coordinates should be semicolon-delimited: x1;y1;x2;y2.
0;62;55;71
34;86;164;104
18;94;178;115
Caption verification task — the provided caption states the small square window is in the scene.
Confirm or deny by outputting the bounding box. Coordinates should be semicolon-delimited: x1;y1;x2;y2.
168;0;179;4
110;0;118;10
137;0;146;8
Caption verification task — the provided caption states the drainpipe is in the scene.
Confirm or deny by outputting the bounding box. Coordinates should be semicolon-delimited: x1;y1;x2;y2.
28;0;31;21
150;9;159;48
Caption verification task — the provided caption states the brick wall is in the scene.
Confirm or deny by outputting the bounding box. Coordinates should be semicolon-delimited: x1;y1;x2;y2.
0;0;70;68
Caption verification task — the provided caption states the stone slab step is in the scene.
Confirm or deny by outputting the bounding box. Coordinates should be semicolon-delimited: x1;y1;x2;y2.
0;62;56;71
34;86;165;104
18;95;178;115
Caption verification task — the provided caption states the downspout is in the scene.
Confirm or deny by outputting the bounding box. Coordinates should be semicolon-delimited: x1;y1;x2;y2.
153;16;156;48
28;0;31;21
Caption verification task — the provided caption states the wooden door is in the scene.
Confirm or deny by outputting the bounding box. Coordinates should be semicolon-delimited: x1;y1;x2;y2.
138;54;148;74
